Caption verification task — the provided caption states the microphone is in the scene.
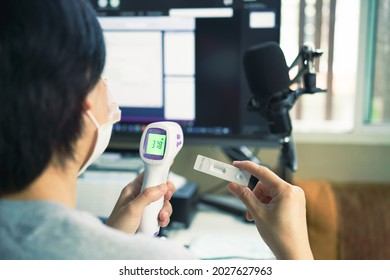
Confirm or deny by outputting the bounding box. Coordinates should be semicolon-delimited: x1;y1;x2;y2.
243;41;294;137
243;42;290;102
243;42;298;176
243;41;326;176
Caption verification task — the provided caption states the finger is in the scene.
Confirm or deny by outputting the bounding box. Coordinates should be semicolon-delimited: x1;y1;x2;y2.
246;211;254;221
159;200;173;227
132;172;144;192
123;172;145;199
159;212;170;227
232;161;287;196
252;182;274;204
227;182;265;218
164;180;176;200
161;200;173;218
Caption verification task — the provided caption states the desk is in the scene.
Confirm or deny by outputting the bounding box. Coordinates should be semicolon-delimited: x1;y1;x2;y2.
77;155;274;260
165;204;275;260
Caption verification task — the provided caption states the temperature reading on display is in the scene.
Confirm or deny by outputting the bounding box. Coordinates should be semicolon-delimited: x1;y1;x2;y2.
146;133;166;157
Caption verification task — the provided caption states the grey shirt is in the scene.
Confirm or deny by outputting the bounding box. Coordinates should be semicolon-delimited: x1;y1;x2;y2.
0;200;196;260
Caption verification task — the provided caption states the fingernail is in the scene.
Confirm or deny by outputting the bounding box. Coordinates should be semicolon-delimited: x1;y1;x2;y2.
166;190;173;198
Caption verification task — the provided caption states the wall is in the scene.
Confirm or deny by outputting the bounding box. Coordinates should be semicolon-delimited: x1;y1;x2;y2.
288;143;390;183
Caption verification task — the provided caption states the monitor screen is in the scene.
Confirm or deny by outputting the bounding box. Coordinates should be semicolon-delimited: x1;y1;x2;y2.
90;0;281;148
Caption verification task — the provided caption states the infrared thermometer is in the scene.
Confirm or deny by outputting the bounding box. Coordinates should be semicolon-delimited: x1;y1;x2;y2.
138;121;184;236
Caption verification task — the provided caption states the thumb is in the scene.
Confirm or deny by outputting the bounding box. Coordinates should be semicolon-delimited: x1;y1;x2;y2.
131;184;167;213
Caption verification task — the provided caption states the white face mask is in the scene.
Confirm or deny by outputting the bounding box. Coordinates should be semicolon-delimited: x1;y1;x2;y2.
78;80;121;176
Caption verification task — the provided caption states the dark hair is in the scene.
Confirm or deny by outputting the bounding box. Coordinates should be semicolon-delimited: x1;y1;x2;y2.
0;0;106;194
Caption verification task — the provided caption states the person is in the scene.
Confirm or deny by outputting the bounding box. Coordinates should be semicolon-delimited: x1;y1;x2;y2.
0;0;313;260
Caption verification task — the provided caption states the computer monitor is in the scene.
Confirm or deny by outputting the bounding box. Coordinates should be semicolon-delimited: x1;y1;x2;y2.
90;0;281;149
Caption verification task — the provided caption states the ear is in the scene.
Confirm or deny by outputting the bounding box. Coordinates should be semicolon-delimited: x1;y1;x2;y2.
82;78;102;112
83;95;93;111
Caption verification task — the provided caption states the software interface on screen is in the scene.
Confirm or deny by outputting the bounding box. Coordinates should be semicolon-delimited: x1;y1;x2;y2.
94;0;281;146
100;16;196;124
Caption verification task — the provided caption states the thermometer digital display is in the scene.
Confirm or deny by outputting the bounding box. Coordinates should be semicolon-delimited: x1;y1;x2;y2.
143;129;167;159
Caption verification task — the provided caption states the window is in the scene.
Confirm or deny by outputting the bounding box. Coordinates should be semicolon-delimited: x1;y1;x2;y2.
280;0;390;144
367;0;390;124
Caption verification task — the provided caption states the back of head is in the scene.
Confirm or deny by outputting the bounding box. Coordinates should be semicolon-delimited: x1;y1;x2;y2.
0;0;106;194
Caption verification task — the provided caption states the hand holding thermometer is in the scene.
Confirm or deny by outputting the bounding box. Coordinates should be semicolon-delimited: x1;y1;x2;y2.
138;121;184;236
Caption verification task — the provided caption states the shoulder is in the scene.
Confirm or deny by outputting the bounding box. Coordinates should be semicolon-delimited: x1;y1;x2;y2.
0;200;196;260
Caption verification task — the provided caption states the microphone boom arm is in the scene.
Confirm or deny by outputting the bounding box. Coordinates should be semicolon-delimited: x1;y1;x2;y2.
289;43;326;95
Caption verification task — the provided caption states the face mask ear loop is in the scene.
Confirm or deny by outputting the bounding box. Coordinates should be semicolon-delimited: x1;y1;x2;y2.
85;110;101;129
